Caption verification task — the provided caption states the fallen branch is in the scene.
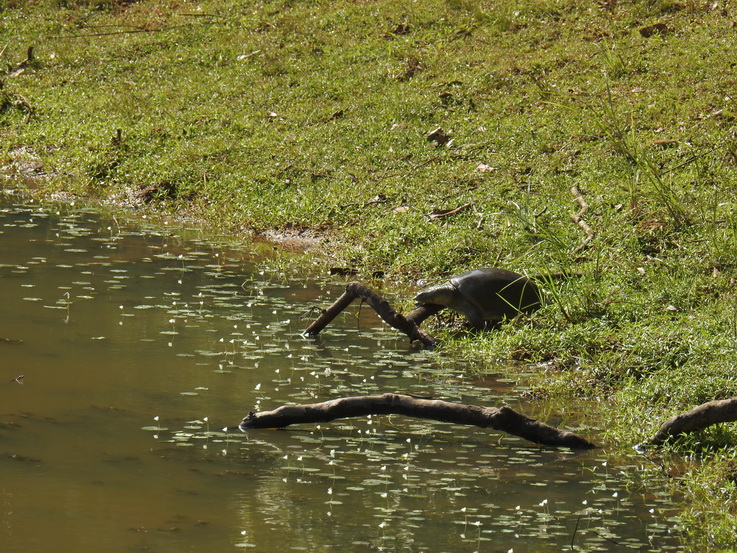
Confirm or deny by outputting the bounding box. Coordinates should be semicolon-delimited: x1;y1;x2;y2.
303;282;439;347
7;46;34;78
12;93;34;123
239;393;595;449
649;397;737;446
49;25;173;39
570;185;594;253
429;203;472;220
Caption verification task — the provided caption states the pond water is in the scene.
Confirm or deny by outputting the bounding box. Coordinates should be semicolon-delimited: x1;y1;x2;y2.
0;194;681;553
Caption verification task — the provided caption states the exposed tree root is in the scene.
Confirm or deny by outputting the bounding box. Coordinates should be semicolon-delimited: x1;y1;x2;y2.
240;393;596;449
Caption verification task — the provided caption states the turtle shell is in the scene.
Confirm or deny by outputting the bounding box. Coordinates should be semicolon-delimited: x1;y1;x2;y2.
416;268;541;328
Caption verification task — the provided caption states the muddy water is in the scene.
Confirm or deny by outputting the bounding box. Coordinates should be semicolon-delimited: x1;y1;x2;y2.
0;196;680;553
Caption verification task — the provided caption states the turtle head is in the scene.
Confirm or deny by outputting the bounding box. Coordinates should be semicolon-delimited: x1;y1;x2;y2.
414;283;456;307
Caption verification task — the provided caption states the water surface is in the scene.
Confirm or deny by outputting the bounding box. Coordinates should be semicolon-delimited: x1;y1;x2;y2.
0;196;681;552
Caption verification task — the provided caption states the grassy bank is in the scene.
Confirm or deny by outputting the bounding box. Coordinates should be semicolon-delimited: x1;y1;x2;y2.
4;0;737;548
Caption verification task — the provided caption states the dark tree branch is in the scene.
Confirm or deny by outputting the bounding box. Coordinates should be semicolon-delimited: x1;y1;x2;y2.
303;282;438;347
648;397;737;446
240;393;595;450
405;303;444;327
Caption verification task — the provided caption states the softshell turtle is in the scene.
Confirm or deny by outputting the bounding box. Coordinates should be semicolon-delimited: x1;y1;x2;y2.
414;268;541;328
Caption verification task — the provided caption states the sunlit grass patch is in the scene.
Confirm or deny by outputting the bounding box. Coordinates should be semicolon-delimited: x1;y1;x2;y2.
4;0;737;548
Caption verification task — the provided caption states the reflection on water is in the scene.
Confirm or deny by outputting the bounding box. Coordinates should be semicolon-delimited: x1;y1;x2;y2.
0;195;681;552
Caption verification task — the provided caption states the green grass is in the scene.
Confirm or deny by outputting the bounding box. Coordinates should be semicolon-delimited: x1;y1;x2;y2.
4;0;737;549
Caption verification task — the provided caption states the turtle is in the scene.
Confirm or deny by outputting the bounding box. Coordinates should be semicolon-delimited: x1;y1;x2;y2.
414;268;541;328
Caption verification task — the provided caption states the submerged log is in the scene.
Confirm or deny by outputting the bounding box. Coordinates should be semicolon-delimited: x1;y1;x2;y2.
240;393;595;449
303;282;439;347
649;397;737;446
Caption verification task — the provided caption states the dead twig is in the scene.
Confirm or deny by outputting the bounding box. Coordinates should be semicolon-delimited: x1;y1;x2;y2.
570;185;594;253
429;203;472;220
6;46;34;77
48;26;174;39
1;87;33;123
14;93;34;123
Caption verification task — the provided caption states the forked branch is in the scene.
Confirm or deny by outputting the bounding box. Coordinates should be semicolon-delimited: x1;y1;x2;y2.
303;282;440;347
